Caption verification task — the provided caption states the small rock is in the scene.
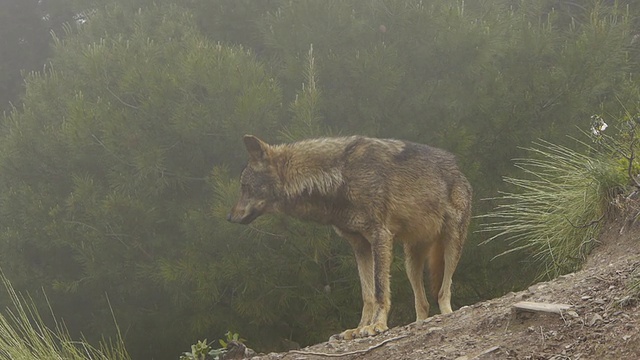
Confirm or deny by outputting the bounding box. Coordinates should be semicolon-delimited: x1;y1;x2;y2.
443;345;456;353
222;341;248;360
587;313;603;327
420;317;434;325
325;342;339;350
618;296;637;307
528;283;548;293
566;310;579;318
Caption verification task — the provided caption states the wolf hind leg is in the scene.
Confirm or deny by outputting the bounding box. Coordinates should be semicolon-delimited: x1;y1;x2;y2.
437;216;466;314
404;241;430;321
437;180;472;314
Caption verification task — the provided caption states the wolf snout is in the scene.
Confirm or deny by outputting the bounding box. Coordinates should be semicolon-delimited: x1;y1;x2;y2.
227;212;243;223
227;209;241;223
227;208;260;224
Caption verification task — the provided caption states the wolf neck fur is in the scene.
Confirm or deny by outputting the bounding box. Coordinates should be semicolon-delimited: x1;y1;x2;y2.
276;152;344;199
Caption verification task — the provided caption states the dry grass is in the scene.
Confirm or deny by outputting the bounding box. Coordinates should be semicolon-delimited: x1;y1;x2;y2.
0;272;130;360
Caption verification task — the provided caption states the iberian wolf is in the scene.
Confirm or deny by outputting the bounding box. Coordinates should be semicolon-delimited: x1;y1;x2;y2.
227;135;472;339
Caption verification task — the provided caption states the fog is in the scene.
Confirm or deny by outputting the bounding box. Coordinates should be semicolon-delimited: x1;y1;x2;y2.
1;1;638;358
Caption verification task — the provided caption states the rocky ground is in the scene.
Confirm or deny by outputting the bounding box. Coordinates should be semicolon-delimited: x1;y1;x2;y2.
249;214;640;360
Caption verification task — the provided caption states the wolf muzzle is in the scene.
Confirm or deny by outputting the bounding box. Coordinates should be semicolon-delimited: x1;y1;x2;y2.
227;208;260;225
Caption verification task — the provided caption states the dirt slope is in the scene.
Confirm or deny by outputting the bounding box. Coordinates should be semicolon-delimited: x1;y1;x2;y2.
253;217;640;360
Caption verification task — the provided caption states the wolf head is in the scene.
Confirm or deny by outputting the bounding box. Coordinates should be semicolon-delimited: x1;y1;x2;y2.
227;135;280;224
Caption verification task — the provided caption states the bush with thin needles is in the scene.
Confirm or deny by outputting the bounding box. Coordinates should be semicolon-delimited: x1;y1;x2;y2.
482;140;626;279
0;272;130;360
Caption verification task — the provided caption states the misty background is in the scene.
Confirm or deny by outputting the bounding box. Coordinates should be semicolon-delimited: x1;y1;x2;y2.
1;0;638;358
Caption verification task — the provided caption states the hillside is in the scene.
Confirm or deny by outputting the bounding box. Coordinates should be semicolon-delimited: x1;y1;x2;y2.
251;215;640;360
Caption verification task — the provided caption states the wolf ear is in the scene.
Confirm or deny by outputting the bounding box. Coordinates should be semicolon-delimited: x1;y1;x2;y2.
243;135;270;162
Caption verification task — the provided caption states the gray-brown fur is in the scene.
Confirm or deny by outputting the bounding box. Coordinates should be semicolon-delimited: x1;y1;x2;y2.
228;135;472;339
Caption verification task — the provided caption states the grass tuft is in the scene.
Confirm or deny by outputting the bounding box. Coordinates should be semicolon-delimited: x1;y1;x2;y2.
481;139;626;279
0;271;130;360
628;262;640;302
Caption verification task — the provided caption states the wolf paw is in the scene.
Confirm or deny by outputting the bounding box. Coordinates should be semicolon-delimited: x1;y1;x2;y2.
357;323;388;337
335;323;388;340
335;328;358;340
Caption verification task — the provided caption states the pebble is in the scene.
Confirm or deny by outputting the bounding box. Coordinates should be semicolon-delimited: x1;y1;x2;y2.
587;313;603;326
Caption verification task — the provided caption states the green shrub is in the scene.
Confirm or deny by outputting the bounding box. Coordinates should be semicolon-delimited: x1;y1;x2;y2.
482;139;627;279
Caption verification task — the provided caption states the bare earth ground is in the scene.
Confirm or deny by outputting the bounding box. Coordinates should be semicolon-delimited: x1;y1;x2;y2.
252;215;640;360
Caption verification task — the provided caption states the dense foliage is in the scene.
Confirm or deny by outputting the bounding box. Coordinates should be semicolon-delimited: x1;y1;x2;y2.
1;0;640;358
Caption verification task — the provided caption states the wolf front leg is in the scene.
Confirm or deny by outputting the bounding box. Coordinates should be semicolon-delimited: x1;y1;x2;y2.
333;228;375;340
335;227;393;339
358;228;393;337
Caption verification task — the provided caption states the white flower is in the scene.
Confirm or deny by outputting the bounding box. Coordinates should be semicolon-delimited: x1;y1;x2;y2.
590;116;607;136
